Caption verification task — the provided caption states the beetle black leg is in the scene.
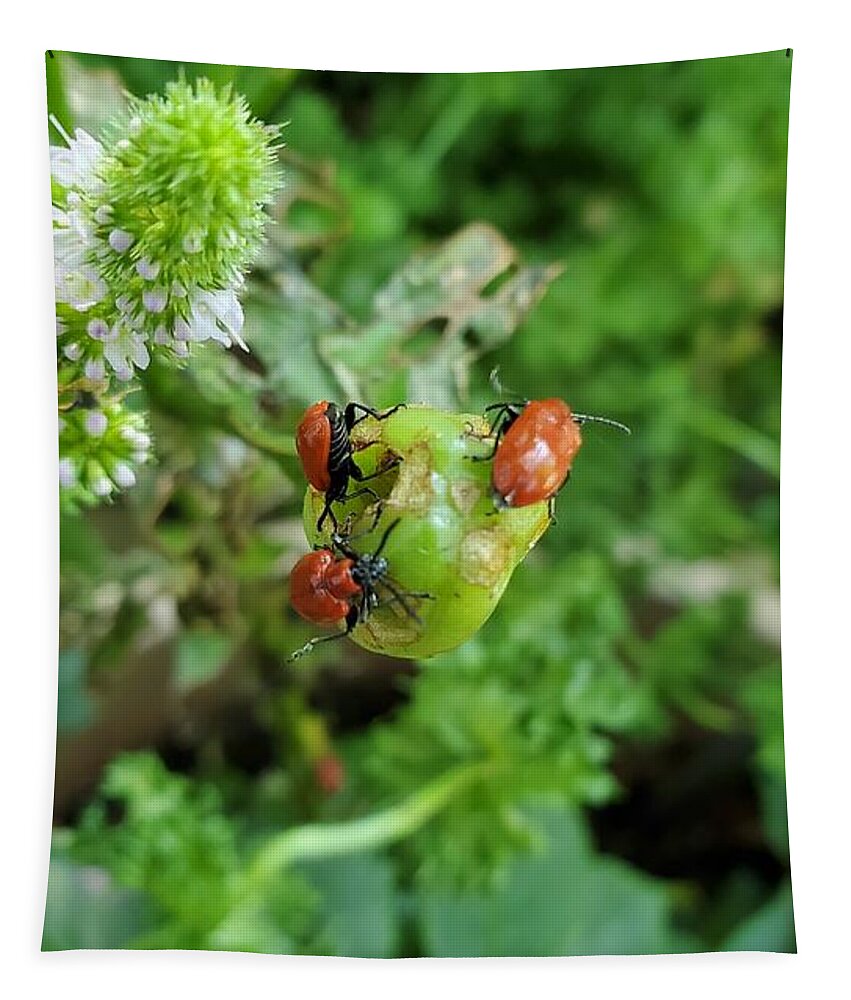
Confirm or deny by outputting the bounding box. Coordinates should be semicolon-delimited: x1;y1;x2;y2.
380;580;423;623
468;440;500;462
332;505;384;547
344;402;407;430
355;592;372;628
316;497;339;533
383;587;435;612
287;604;362;662
339;485;382;506
348;455;402;485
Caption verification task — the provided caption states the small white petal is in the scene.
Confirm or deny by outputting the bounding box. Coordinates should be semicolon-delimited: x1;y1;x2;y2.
131;337;151;370
58;458;77;488
172;282;186;298
86;318;110;341
112;462;136;489
85;411;108;437
109;229;134;253
94;205;113;224
50;129;105;191
154;325;170;345
84;358;105;380
91;477;113;497
182;232;204;254
63;343;82;361
142;289;167;313
136;258;161;280
173;318;191;341
121;428;151;449
132;450;149;465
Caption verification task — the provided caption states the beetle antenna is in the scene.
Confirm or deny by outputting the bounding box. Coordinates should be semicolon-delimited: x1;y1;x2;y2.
488;366;527;404
374;518;402;557
572;413;632;435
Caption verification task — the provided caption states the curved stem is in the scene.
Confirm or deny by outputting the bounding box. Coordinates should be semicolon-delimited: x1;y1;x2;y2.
206;762;486;947
245;762;485;890
227;408;298;459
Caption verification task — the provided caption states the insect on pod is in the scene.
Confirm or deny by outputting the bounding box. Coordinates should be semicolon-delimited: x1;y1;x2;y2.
288;518;432;661
475;395;630;510
295;401;405;531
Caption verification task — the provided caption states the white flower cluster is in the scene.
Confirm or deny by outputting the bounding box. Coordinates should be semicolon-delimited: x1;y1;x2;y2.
52;82;281;506
51;117;251;382
58;402;152;502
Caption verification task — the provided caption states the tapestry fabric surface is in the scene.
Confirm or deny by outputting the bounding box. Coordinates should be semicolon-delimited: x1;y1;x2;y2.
45;49;793;956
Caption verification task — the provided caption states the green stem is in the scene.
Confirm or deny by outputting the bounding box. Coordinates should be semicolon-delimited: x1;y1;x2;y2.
686;405;780;478
245;762;484;890
414;87;483;181
206;762;485;948
46;52;73;140
227;408;298;459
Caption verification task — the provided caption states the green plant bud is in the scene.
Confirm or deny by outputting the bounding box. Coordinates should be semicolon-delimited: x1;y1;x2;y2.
303;406;550;658
51;79;282;405
59;399;151;508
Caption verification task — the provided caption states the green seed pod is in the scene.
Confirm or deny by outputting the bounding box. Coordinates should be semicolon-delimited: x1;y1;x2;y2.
303;406;550;658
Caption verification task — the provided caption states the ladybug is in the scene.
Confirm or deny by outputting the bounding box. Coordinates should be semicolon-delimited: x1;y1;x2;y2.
288;518;430;660
478;398;630;509
296;401;404;531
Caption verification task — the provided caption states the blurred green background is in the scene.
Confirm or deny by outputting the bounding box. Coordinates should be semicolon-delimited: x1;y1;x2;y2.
45;49;791;955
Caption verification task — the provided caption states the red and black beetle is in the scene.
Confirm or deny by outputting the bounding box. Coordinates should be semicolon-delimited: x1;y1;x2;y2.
478;398;630;510
296;401;404;531
288;518;430;660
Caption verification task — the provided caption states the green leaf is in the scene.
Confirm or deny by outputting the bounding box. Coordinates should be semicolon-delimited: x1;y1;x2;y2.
42;856;157;951
419;809;695;956
300;854;399;958
175;628;236;692
721;882;795;953
243;277;347;406
318;224;561;409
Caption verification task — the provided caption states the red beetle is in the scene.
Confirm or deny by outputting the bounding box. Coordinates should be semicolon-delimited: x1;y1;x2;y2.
313;754;346;795
288;518;430;660
479;398;630;509
296;401;404;531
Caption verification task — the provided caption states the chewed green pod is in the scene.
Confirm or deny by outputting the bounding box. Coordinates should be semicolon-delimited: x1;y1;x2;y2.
303;406;550;659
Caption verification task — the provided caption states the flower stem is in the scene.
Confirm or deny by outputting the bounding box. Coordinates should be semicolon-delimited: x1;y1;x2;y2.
247;762;484;889
227;408;298;458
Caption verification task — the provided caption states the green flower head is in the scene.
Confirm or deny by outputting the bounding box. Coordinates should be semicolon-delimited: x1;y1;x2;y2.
52;79;283;380
58;398;152;508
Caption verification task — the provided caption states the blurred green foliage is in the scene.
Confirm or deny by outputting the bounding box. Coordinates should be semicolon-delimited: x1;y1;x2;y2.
46;49;791;955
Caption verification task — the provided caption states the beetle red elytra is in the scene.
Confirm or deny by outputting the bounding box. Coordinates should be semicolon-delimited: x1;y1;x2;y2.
296;401;404;532
477;398;630;510
288;518;431;661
